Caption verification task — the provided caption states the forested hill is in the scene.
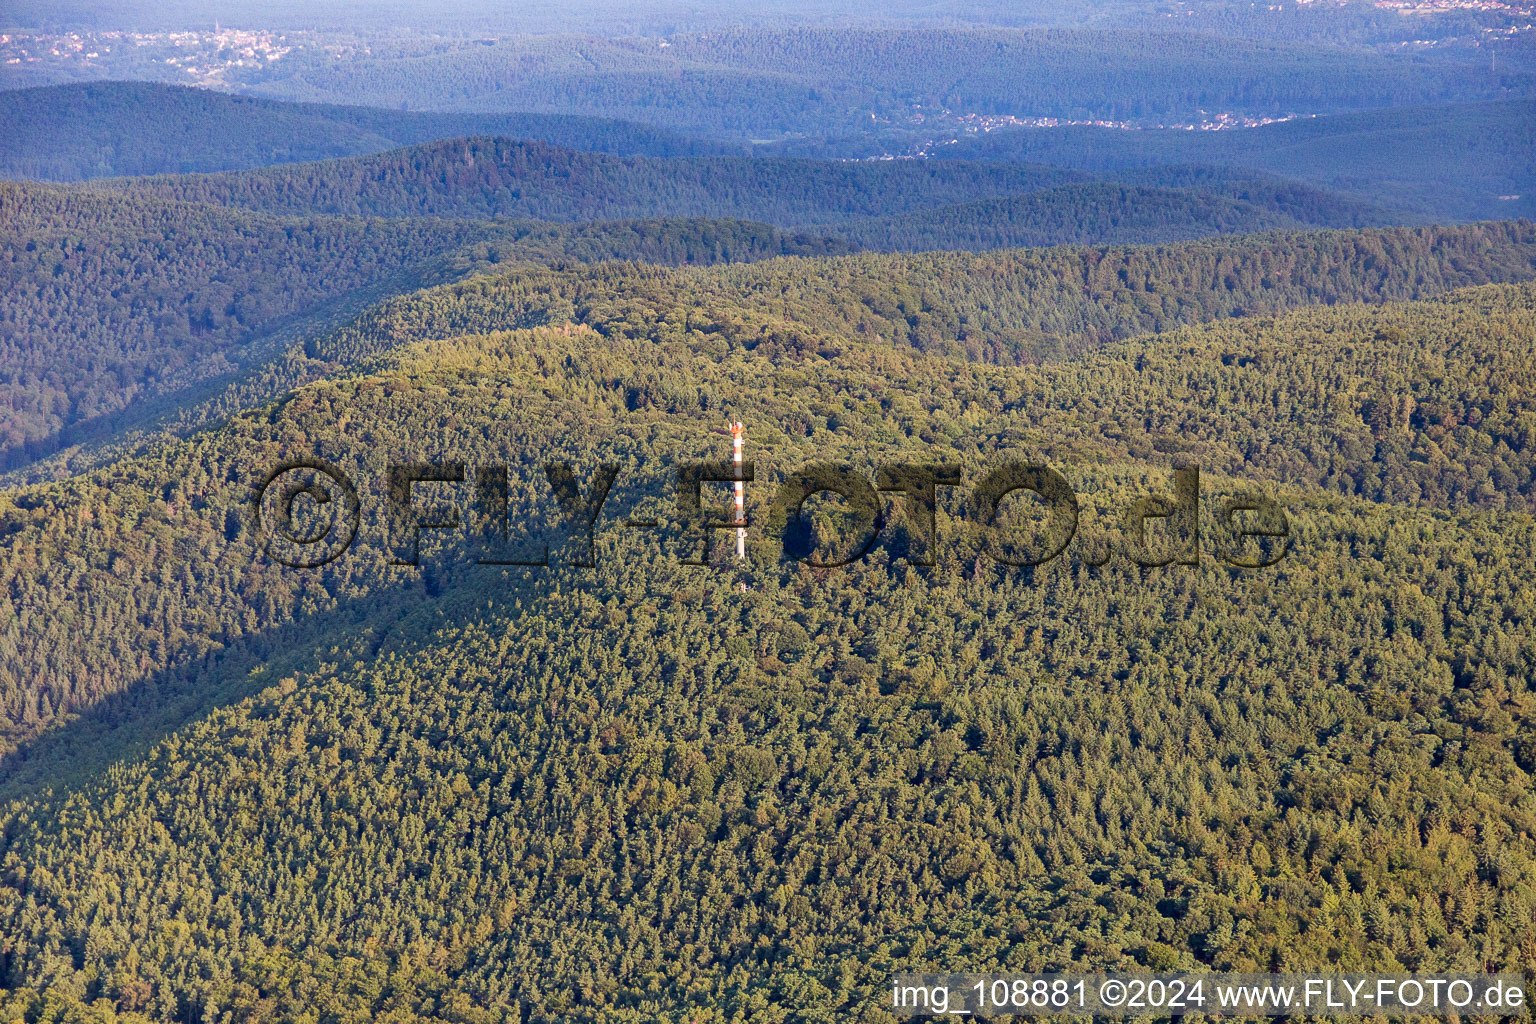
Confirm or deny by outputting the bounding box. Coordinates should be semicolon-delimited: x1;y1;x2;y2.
79;135;1421;234
0;183;846;469
8;208;1534;481
0;155;1409;472
9;219;1536;746
0;81;734;181
96;137;1092;225
285;221;1536;375
232;27;1531;135
0;81;1526;228
892;99;1536;222
830;182;1390;252
0;272;1533;1020
0;183;502;465
4;15;1535;1024
1101;166;1406;225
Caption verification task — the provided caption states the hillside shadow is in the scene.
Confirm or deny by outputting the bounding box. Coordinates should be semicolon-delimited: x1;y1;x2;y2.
0;251;477;481
0;565;555;805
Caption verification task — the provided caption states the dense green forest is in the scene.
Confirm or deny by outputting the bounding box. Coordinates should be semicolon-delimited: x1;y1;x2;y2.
0;181;861;468
6;221;1536;747
830;182;1390;253
95;138;1092;224
263;222;1536;384
6;159;1471;473
0;82;733;182
3;16;1535;1020
0;262;1532;1020
1100;166;1407;225
2;82;1518;225
1;136;1450;473
0;184;504;464
11;212;1531;484
67;130;1461;238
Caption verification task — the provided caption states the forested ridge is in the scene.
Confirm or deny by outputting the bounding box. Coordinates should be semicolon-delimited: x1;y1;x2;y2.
1100;166;1403;226
6;169;1468;475
10;254;1536;758
224;27;1533;135
895;100;1536;223
3;7;1535;1022
281;221;1536;372
94;137;1091;225
15;219;1521;491
0;183;503;464
830;182;1389;252
73;134;1407;241
0;82;1521;227
0;82;734;182
0;181;856;469
0;266;1533;1020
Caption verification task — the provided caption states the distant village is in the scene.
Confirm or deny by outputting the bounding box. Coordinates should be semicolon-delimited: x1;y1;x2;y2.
0;28;366;84
1372;0;1534;13
910;108;1313;134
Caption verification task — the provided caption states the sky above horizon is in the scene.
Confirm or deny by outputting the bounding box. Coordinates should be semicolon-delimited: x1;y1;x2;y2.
2;0;1117;33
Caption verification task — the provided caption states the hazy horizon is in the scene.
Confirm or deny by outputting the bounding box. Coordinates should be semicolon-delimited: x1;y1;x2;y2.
2;0;1125;34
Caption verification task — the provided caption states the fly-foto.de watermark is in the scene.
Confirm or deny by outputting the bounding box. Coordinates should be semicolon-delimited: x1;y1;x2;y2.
252;454;1289;572
888;973;1527;1017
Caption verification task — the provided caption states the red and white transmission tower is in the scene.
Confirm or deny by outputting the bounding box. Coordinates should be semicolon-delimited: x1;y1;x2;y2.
731;421;746;561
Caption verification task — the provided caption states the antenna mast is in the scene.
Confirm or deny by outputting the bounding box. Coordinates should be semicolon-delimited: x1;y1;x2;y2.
731;421;746;561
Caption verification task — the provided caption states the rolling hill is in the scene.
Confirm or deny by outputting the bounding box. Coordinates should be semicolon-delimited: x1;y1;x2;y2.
0;82;1521;235
91;136;1093;224
7;172;1532;480
0;257;1532;1019
5;219;1536;746
830;181;1392;252
0;81;734;182
233;28;1533;136
0;181;861;470
875;99;1536;222
3;13;1534;1024
73;135;1410;241
0;144;1443;477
